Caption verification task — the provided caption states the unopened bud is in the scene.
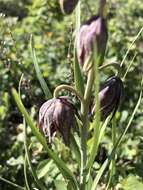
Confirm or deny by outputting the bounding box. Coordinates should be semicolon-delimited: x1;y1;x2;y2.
92;76;124;120
77;13;108;70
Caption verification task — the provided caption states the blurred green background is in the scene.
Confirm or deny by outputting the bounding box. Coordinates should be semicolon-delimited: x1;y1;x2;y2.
0;0;143;189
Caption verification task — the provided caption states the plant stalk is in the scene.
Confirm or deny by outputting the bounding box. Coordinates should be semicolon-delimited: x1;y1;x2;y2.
80;68;95;189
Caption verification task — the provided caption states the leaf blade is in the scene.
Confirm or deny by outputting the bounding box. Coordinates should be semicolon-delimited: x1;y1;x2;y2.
12;88;79;190
30;35;52;99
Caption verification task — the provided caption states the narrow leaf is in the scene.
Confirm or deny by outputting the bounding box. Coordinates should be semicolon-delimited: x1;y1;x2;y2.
37;160;53;179
120;27;143;68
73;44;84;96
73;2;84;96
30;35;52;99
0;177;25;190
23;119;47;190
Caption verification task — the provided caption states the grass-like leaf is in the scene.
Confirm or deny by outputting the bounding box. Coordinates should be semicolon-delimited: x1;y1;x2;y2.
120;27;143;68
37;160;53;179
122;53;137;81
30;35;52;99
23;119;47;190
86;53;101;170
70;133;81;165
12;88;79;190
0;177;25;190
73;49;85;96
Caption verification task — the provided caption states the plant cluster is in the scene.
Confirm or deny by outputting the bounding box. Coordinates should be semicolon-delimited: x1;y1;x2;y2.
0;0;143;190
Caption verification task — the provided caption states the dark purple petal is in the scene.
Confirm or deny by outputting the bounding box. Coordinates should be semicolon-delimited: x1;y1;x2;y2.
60;0;79;14
39;97;77;145
91;76;124;120
77;15;108;67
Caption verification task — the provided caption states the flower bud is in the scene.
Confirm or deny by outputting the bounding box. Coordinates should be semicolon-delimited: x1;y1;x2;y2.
59;0;79;15
77;15;108;69
39;97;77;145
92;76;124;120
77;0;108;70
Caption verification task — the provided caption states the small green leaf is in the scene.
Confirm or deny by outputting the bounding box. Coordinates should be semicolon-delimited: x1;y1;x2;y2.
73;48;84;96
121;175;143;190
54;180;67;190
70;133;81;165
37;160;53;179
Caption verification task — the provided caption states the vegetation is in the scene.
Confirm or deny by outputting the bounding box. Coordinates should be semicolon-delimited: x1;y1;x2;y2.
0;0;143;189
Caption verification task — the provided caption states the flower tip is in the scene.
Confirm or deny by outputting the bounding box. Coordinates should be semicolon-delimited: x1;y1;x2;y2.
59;0;79;15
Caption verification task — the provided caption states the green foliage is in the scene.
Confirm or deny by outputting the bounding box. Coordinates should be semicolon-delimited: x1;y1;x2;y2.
121;175;143;190
0;0;143;189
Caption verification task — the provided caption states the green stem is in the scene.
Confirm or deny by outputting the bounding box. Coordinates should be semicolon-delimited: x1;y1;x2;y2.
99;62;120;71
18;74;24;97
53;84;84;103
122;53;137;81
0;177;25;190
24;156;30;190
112;117;116;171
80;68;95;189
120;27;143;68
105;117;116;190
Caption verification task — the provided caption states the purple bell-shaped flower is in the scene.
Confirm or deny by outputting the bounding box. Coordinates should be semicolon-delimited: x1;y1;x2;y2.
77;0;108;70
92;76;124;120
39;97;77;145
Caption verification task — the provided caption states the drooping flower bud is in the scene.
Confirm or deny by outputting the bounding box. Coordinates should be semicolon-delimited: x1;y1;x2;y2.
77;0;108;69
59;0;79;15
91;76;124;120
39;97;77;145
